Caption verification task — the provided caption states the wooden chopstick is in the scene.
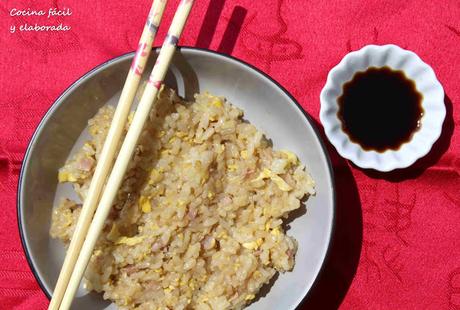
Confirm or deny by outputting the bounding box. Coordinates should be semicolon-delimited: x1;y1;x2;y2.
58;1;195;309
47;1;167;309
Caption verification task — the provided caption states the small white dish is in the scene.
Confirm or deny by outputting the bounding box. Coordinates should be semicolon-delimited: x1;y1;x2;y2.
320;44;445;172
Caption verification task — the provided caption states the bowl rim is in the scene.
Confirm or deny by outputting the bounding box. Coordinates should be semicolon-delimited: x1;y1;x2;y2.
17;46;336;307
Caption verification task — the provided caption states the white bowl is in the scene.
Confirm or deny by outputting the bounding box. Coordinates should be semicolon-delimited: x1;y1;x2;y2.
18;48;335;309
320;44;445;171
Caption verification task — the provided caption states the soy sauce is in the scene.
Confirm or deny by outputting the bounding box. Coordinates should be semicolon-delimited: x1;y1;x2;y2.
337;66;423;152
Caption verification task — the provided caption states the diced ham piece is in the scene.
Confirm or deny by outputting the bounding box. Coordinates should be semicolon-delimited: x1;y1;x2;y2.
77;157;95;171
187;208;197;220
151;241;163;252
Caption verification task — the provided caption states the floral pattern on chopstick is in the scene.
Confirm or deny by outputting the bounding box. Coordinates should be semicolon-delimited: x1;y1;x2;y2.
131;42;148;75
130;0;165;76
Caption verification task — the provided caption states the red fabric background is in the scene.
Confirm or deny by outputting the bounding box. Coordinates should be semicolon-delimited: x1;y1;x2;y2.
1;0;459;309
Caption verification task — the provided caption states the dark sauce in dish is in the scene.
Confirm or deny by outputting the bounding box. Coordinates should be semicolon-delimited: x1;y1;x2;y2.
337;66;423;152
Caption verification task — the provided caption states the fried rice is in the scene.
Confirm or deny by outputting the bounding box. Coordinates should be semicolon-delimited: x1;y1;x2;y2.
50;87;315;310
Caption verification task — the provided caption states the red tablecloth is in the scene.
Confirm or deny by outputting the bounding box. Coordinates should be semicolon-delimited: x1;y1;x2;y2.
1;0;459;309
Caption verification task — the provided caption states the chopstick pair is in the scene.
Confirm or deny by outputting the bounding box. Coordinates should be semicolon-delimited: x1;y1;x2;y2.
48;1;194;309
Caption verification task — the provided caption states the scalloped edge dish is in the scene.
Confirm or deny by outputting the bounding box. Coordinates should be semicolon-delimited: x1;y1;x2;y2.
320;44;445;172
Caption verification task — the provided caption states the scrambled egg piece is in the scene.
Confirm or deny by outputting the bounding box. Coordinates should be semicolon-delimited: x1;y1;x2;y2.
280;150;298;165
139;196;152;213
217;231;228;239
264;222;271;231
242;238;263;250
227;164;238;172
253;168;271;182
270;174;292;191
175;131;187;138
252;168;292;191
163;286;174;293
58;170;77;183
116;236;145;246
212;98;223;108
271;227;281;237
245;294;256;301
